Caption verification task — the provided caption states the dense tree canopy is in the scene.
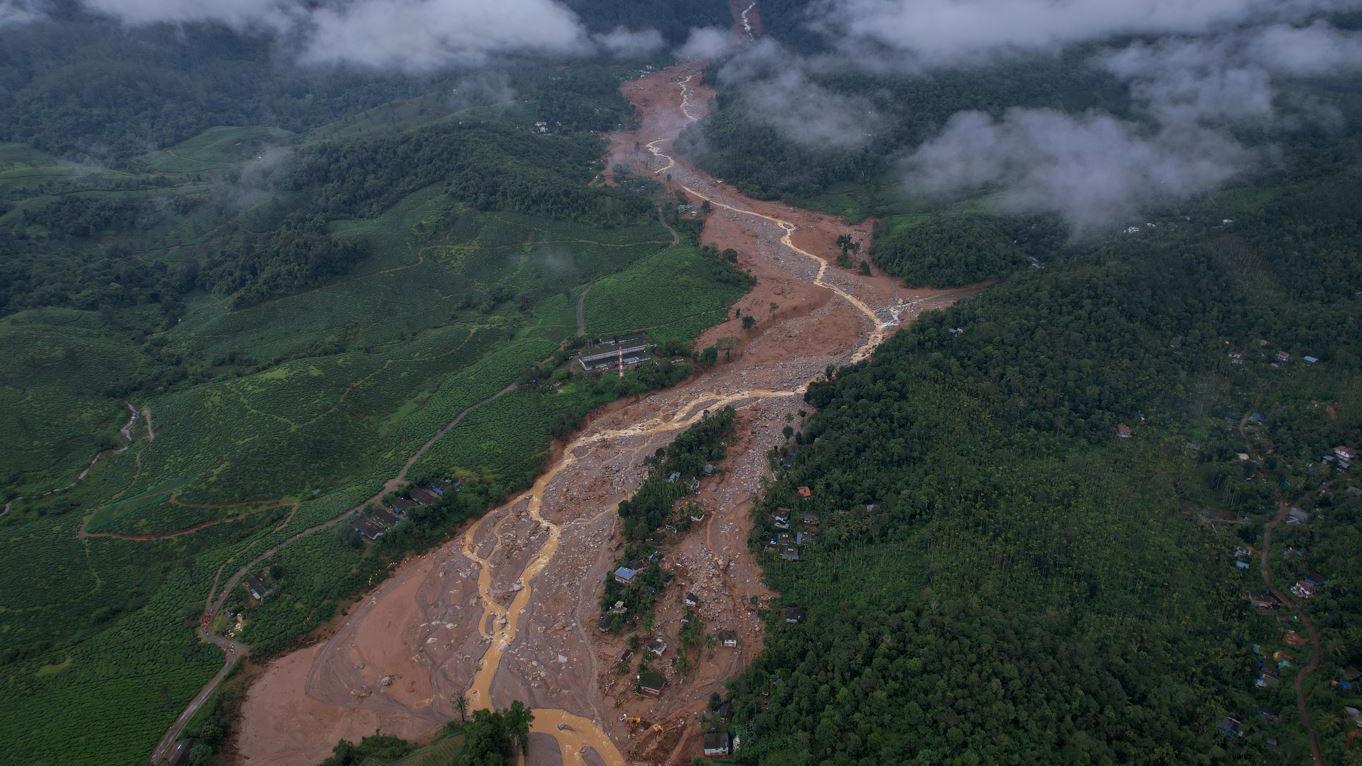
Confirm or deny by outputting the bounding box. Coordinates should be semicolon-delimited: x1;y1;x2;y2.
729;157;1362;764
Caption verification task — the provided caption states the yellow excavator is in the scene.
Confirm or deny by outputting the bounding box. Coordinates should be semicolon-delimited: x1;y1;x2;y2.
622;716;664;733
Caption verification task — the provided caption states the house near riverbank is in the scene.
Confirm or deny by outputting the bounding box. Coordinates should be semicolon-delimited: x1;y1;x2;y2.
703;731;733;757
638;668;666;696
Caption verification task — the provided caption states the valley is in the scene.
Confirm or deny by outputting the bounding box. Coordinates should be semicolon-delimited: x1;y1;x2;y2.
231;63;970;766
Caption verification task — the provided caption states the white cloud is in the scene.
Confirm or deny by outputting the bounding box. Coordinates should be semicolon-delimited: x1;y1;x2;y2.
1098;22;1362;125
1099;37;1276;124
719;40;883;148
1249;19;1362;76
814;0;1362;66
904;108;1253;232
81;0;295;30
677;26;740;60
594;26;664;59
0;0;47;26
299;0;589;71
72;0;603;71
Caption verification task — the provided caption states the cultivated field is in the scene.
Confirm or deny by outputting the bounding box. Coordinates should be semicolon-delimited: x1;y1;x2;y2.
0;103;748;764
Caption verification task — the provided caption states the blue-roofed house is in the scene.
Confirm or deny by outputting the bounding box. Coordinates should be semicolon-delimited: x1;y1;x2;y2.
614;567;638;586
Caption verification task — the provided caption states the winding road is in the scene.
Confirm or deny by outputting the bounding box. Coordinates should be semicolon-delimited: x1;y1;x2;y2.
149;383;519;764
1238;415;1325;765
1259;504;1325;766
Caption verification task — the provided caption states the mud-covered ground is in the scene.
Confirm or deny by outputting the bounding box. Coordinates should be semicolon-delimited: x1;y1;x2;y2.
233;62;974;766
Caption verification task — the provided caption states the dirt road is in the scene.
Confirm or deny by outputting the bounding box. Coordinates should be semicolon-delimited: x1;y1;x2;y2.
232;63;972;766
31;402;140;500
1260;504;1324;766
149;384;519;764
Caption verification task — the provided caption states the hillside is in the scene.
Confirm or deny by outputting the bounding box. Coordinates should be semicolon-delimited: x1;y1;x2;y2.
3;3;1362;766
0;23;750;766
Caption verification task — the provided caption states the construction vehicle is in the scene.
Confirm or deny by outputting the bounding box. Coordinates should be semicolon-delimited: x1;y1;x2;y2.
621;715;664;732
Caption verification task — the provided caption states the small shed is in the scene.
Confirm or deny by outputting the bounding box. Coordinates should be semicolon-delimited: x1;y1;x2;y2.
703;731;733;757
247;573;268;601
638;668;666;696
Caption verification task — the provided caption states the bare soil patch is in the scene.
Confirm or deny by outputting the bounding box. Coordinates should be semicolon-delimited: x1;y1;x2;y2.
233;62;975;766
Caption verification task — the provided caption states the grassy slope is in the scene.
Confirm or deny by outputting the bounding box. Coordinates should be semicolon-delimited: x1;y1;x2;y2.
0;111;750;763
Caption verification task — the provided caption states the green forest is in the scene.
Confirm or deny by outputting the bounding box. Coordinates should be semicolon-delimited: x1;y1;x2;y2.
0;7;750;765
727;109;1362;766
4;2;1362;765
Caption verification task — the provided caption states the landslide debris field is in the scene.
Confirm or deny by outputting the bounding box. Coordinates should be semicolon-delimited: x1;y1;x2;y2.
235;63;973;766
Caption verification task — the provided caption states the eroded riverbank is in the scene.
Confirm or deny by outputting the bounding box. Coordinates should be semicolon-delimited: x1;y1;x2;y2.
233;62;974;766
